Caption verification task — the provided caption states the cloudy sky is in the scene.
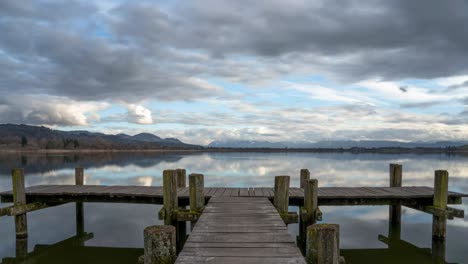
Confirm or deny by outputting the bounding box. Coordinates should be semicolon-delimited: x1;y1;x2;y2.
1;0;468;145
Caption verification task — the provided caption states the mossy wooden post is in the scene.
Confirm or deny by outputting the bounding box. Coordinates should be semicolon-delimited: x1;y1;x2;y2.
163;170;178;225
432;170;448;240
306;224;340;264
176;169;186;188
274;176;290;217
143;225;176;264
189;173;204;212
305;179;318;225
16;238;28;259
75;168;84;236
432;238;446;264
175;169;187;249
299;179;318;247
300;169;310;188
189;173;204;231
12;168;27;239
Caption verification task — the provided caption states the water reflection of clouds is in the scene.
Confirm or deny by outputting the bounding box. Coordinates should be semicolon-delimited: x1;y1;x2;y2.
1;153;468;261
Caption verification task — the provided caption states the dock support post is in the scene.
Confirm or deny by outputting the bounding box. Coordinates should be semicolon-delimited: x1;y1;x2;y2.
75;168;84;236
304;179;318;225
163;170;178;225
16;238;28;259
389;164;402;225
143;225;176;264
300;169;310;188
189;173;205;212
298;179;319;250
175;169;187;251
306;224;341;264
12;168;27;239
274;176;290;217
176;169;186;188
189;173;205;231
432;170;448;240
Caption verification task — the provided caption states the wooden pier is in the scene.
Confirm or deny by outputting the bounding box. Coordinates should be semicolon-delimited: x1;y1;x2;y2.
1;185;465;206
176;196;306;263
1;165;467;264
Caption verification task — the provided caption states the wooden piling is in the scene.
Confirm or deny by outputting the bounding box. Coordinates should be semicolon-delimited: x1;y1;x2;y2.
300;169;311;189
306;224;340;264
143;225;176;264
176;169;186;188
12;168;27;239
274;176;290;215
304;179;318;226
163;170;178;225
189;173;204;212
16;238;28;259
389;164;402;225
432;170;448;240
75;168;84;236
75;167;84;185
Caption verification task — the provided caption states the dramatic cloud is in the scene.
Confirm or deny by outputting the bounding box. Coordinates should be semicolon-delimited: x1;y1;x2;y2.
0;96;108;126
0;0;467;143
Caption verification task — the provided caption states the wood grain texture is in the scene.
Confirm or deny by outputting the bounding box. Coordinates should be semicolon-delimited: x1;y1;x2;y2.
176;197;306;263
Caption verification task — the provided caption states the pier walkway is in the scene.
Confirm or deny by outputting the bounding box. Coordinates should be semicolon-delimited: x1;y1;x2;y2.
175;196;306;264
1;185;465;206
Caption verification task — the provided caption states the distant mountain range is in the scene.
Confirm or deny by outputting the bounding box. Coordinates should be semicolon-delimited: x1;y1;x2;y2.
207;139;468;149
0;124;199;150
1;124;467;151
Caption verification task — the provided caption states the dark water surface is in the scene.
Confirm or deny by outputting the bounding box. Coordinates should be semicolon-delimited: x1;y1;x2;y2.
0;152;467;263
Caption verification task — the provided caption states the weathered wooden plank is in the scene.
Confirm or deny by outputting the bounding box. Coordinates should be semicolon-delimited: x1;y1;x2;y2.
176;196;305;263
179;247;302;257
176;256;306;264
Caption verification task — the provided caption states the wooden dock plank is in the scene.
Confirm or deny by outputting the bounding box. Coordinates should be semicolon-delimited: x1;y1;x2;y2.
1;185;466;206
176;197;305;263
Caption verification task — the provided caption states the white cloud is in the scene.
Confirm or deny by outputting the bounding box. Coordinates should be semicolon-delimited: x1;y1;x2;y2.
0;95;109;126
126;104;153;125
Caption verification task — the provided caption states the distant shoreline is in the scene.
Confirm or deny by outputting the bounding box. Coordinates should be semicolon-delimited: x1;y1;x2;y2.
1;147;467;154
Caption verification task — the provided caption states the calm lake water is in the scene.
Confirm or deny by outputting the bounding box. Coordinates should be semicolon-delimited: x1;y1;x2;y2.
0;152;467;263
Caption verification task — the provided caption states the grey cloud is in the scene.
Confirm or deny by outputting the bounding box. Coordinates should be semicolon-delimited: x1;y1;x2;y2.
400;101;444;109
0;0;97;21
140;0;468;80
2;0;468;105
447;81;468;92
461;97;468;105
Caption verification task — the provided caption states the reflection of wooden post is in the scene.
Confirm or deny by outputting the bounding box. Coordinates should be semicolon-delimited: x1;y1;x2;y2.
163;170;178;225
144;225;176;264
75;168;84;236
432;170;448;240
307;224;340;264
176;169;186;188
12;168;27;239
389;164;402;225
300;169;310;188
274;176;290;216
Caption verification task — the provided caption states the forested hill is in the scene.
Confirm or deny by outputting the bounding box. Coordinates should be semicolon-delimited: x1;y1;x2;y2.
0;124;200;150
